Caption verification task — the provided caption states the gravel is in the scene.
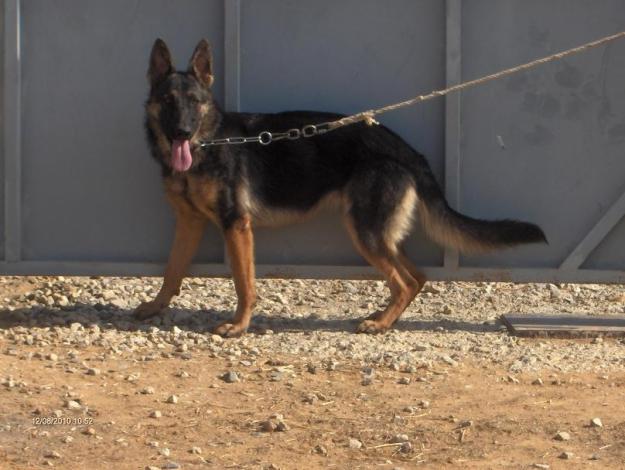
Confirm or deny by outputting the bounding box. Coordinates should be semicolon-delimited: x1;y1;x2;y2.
1;276;625;372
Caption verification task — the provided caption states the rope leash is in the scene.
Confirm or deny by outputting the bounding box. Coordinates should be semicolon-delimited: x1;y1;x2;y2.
200;29;625;148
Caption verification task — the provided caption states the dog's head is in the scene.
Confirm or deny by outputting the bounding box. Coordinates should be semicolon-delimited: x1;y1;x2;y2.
146;39;215;172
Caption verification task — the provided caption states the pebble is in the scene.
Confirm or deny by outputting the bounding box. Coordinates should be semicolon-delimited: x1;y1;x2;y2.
348;438;362;449
559;451;574;460
44;451;61;459
162;462;181;470
554;431;571;441
83;427;96;436
222;371;240;383
189;446;202;454
398;377;411;385
141;386;155;395
150;410;162;419
65;400;82;411
314;444;328;456
166;395;178;404
590;417;603;428
159;448;171;457
86;368;100;376
532;465;550;469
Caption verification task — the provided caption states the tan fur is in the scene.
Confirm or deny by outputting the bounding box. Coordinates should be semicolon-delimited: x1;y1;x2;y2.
416;204;493;254
146;102;171;158
215;215;256;336
383;186;417;253
238;182;343;228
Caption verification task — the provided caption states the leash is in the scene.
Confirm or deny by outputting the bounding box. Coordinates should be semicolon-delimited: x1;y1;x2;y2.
200;29;625;148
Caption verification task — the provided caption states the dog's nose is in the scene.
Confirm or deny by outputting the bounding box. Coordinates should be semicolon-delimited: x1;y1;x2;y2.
174;128;193;140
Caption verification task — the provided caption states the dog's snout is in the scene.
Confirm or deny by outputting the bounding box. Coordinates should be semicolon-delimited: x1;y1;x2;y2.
174;127;193;140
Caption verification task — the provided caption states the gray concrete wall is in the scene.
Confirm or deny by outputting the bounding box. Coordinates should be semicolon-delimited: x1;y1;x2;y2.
3;0;625;282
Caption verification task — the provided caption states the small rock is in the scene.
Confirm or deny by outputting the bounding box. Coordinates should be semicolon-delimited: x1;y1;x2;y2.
275;420;289;432
532;378;544;386
176;370;190;378
440;355;457;367
162;462;181;470
159;448;170;457
145;467;160;470
418;400;431;409
348;438;362;449
590;453;600;460
554;431;571;441
260;420;277;432
314;444;328;456
141;386;155;395
83;427;96;436
189;446;202;454
391;434;410;443
221;371;240;383
398;377;411;385
532;464;550;469
559;451;574;460
306;363;317;374
150;410;162;419
44;451;61;459
65;400;81;411
61;436;73;444
47;353;58;362
166;395;178;404
86;368;100;376
400;441;413;453
590;417;603;428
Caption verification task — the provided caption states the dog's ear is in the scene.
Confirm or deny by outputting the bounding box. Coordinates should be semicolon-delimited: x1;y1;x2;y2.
148;38;174;87
188;39;214;87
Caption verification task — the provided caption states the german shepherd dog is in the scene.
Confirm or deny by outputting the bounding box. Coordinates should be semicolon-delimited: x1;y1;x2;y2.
135;39;547;337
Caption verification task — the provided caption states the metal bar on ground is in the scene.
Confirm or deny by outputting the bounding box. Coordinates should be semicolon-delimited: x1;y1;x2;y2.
443;0;462;269
502;314;625;338
3;0;21;263
560;188;625;270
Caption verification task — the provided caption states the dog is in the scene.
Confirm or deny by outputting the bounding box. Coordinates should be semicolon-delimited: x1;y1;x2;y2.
135;38;547;336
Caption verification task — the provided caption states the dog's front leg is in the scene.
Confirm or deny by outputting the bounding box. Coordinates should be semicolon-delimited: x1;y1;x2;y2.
214;216;256;337
135;213;206;319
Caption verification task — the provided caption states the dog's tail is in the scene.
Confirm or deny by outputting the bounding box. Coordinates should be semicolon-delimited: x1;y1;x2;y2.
410;154;547;253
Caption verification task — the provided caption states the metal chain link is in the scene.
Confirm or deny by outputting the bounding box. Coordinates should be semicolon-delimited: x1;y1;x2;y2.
200;29;625;148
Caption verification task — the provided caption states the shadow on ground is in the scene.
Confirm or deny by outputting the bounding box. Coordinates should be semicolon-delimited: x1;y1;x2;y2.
0;302;503;336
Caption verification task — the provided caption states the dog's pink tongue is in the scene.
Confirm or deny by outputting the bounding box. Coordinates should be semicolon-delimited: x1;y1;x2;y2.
171;140;193;172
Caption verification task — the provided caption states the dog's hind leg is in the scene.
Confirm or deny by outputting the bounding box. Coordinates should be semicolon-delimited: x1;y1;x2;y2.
214;215;257;337
343;166;422;333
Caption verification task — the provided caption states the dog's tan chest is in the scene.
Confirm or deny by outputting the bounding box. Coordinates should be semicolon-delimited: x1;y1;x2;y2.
164;176;221;225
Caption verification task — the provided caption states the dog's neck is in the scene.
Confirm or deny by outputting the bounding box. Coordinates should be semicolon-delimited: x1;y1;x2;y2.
195;98;224;145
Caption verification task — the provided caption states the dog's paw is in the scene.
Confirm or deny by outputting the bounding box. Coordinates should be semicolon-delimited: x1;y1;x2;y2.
356;319;389;335
134;301;164;320
214;322;248;338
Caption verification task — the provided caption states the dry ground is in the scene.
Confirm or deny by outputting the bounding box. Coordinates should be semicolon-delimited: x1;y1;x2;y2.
0;277;624;469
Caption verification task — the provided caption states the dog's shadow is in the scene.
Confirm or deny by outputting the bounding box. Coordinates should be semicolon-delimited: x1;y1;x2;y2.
0;302;502;335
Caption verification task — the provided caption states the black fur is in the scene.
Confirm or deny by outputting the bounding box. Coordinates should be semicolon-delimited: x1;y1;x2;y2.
145;39;547;253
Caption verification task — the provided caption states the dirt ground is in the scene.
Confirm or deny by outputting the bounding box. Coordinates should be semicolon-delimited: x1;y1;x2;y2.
2;347;625;469
1;277;624;469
